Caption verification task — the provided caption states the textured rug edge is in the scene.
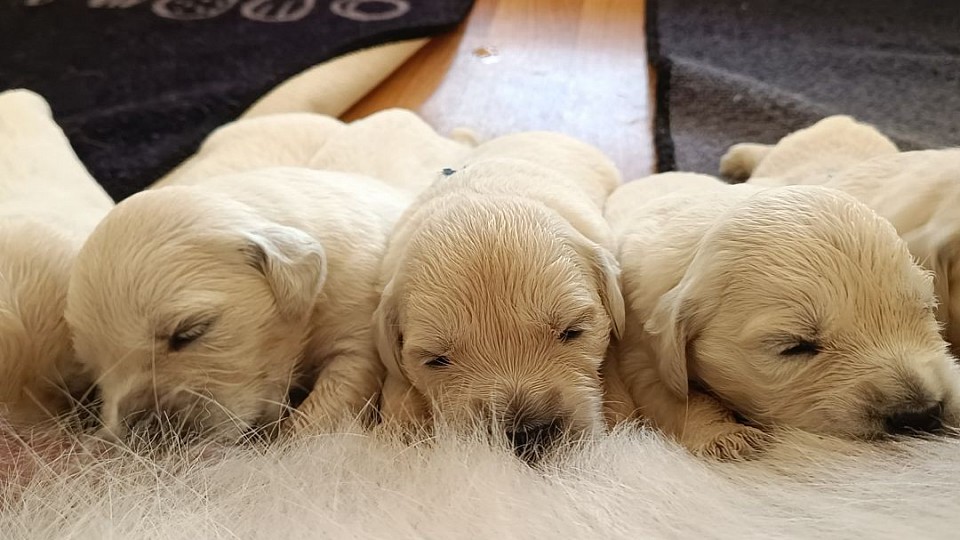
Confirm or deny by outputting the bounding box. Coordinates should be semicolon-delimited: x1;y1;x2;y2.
645;0;675;173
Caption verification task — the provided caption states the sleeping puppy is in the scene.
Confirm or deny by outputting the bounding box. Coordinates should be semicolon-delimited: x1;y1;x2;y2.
0;89;115;427
155;108;473;193
603;172;960;460
373;131;624;459
719;115;899;185
722;116;960;355
66;167;408;441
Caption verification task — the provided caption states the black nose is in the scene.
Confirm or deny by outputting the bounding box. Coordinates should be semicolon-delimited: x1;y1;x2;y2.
885;402;944;435
506;419;564;461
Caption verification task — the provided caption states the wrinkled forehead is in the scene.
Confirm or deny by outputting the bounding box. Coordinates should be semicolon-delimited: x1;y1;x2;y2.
708;191;923;289
706;232;933;337
400;249;598;343
71;240;254;339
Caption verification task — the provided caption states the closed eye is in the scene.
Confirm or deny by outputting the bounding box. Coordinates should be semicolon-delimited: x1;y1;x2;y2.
425;356;452;368
167;318;215;352
780;340;820;357
559;328;584;342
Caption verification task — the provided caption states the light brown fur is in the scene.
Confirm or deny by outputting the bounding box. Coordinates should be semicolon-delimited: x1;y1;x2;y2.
373;132;624;454
0;90;114;427
604;173;960;460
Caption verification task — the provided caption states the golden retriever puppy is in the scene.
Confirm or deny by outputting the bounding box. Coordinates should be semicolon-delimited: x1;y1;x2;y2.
155;108;472;193
603;172;960;460
373;132;624;459
66;167;409;441
723;116;960;355
0;89;114;427
719;116;899;185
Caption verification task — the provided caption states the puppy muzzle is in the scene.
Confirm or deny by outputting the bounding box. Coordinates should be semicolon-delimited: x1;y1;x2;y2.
99;407;202;444
505;417;566;461
884;401;945;435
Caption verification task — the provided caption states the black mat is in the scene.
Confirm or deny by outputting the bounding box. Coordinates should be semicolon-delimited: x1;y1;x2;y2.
0;0;474;201
647;0;960;175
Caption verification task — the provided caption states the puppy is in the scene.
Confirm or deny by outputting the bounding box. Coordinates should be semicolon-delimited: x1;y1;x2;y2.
719;115;899;185
723;116;960;355
0;89;115;427
373;131;624;459
603;172;960;460
155;108;473;193
66;167;409;441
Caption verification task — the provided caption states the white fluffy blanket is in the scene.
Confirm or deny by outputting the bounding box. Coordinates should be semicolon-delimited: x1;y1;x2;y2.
2;427;958;539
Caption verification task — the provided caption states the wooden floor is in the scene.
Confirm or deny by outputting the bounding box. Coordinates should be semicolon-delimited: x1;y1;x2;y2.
343;0;654;180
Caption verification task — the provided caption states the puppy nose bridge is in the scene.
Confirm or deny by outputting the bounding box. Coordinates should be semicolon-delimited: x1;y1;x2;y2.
503;386;561;418
99;379;153;430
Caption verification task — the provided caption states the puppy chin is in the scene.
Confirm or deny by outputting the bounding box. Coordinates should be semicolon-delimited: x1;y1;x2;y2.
938;380;960;430
193;396;286;443
98;389;282;446
435;390;603;436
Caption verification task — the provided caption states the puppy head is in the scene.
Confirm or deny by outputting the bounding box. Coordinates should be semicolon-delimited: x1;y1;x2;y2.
0;221;87;426
66;187;326;442
647;186;960;438
375;195;623;458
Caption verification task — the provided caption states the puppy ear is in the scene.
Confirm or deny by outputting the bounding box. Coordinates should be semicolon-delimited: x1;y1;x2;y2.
373;277;405;379
243;225;326;321
593;247;627;339
644;284;693;399
373;280;432;429
572;236;626;339
906;227;959;325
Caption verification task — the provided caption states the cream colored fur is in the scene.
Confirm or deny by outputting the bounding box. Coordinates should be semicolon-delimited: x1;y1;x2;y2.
4;426;960;539
604;172;960;459
0;89;114;426
373;131;623;455
66;168;410;440
725;116;960;355
241;39;429;119
66;106;472;440
154;108;473;193
720;115;899;184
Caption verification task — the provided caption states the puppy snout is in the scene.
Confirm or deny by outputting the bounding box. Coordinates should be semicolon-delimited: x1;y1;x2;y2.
884;402;944;435
104;397;200;443
505;418;564;460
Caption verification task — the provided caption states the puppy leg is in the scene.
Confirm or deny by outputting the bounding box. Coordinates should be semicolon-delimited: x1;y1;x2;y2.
673;392;771;460
379;374;430;431
719;143;773;182
635;377;771;460
286;338;385;434
601;355;637;427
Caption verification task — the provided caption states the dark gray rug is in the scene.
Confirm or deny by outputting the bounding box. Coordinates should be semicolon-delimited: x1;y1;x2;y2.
648;0;960;175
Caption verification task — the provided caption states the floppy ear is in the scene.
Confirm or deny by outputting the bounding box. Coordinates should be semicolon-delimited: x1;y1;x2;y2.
905;227;960;325
644;283;693;399
373;277;405;379
372;277;431;428
243;225;327;321
572;237;626;339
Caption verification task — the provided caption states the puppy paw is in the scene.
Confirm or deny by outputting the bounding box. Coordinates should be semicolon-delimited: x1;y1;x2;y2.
686;424;772;461
719;143;771;182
